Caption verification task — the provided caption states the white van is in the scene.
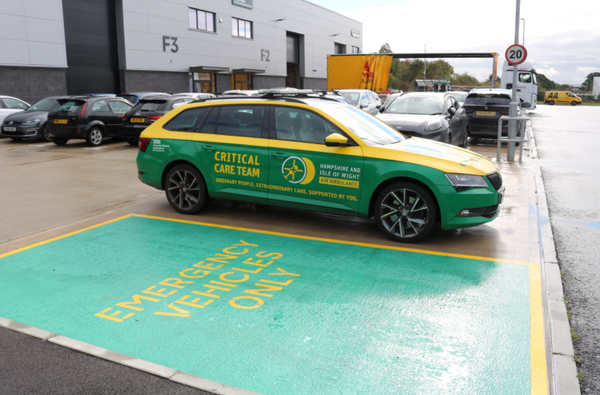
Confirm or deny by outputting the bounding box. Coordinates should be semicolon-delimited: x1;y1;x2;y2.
500;60;538;110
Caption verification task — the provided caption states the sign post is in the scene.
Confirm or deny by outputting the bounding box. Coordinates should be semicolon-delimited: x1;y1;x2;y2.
507;0;523;162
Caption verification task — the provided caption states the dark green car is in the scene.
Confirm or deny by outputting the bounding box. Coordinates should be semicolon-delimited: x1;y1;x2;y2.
136;89;504;243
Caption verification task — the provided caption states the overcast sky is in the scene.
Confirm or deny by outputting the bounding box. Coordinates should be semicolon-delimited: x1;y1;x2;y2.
313;0;600;86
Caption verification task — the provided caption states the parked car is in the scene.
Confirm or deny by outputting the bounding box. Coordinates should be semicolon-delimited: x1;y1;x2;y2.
116;92;170;105
135;88;504;243
378;92;405;113
376;92;468;148
172;92;216;100
1;96;67;142
463;89;525;141
220;90;261;97
122;95;196;146
0;95;30;128
47;96;133;146
335;89;382;115
448;91;469;107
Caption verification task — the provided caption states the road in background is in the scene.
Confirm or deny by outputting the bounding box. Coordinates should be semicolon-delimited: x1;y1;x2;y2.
531;105;600;394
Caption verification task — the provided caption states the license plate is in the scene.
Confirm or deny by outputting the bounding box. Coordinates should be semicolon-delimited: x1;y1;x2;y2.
476;111;496;116
131;118;146;123
3;126;16;131
54;119;68;124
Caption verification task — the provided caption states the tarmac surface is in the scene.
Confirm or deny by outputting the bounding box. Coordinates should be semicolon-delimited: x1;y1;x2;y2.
0;117;578;394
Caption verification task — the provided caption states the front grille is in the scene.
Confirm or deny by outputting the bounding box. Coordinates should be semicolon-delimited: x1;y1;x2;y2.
487;172;503;191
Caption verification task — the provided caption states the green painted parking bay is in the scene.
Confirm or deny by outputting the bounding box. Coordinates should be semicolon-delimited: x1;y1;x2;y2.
0;215;547;394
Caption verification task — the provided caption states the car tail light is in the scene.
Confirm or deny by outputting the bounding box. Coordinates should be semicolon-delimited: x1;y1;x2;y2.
139;137;151;152
78;102;87;120
147;116;162;123
122;115;128;122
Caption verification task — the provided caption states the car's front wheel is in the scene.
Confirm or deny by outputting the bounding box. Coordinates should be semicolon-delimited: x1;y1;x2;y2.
444;130;452;145
86;127;104;146
165;165;209;214
548;100;555;105
375;182;437;243
460;128;469;148
571;101;577;106
39;124;51;142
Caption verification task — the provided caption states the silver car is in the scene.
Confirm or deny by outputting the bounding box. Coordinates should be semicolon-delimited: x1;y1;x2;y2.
376;92;468;148
336;89;382;115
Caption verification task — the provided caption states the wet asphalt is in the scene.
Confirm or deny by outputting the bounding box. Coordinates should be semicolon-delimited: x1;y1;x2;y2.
531;104;600;394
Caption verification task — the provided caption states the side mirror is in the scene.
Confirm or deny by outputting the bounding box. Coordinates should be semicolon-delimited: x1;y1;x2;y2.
523;102;531;108
325;133;348;147
448;107;456;116
379;106;385;113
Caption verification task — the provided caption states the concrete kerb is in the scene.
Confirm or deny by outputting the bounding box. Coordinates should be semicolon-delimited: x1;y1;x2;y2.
0;317;258;395
530;122;582;395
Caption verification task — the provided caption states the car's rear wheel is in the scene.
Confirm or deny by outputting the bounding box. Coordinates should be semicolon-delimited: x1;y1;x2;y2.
165;165;208;214
86;127;103;146
52;138;68;145
571;101;577;106
375;182;437;243
548;100;555;105
460;128;468;148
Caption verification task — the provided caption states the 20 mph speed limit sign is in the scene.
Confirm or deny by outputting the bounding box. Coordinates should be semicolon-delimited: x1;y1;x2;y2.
505;44;527;65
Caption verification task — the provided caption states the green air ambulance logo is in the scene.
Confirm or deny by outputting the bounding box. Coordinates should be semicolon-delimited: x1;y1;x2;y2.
281;156;315;185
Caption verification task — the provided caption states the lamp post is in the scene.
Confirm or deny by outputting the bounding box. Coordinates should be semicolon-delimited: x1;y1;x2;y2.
507;0;521;162
521;18;525;46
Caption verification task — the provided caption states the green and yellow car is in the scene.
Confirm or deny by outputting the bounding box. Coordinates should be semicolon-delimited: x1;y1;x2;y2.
136;89;504;243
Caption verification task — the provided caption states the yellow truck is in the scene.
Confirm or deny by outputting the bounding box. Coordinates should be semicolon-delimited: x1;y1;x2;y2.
544;91;582;106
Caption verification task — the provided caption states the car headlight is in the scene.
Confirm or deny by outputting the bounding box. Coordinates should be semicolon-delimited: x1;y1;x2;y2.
424;119;443;132
445;173;489;191
22;118;41;127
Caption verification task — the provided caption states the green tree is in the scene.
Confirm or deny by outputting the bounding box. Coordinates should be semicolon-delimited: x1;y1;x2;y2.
581;72;600;91
379;43;402;89
424;59;454;80
451;72;480;86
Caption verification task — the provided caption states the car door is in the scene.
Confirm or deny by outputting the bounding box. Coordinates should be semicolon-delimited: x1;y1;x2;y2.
89;99;115;134
267;105;364;213
446;96;466;144
108;100;133;136
192;104;270;201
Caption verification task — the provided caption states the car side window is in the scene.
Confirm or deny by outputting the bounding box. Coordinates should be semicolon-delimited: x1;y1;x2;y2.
163;107;210;132
360;93;369;107
109;100;131;113
274;106;342;144
215;105;265;138
2;98;28;109
91;100;110;112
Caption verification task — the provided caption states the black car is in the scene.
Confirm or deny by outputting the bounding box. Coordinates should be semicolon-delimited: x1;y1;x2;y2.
47;96;133;146
121;95;195;145
1;96;68;142
463;89;524;141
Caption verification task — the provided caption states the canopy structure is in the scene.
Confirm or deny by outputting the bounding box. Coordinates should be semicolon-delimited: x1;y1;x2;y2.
328;52;500;91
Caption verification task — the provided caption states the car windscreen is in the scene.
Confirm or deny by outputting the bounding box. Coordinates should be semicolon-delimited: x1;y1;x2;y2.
117;95;137;103
338;92;360;105
133;100;169;112
27;98;60;112
322;105;405;146
54;100;85;115
464;94;511;106
387;96;444;115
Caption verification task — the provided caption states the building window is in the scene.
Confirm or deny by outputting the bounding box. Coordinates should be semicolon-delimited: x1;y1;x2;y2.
232;17;253;39
189;8;215;32
334;43;346;54
352;46;360;54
